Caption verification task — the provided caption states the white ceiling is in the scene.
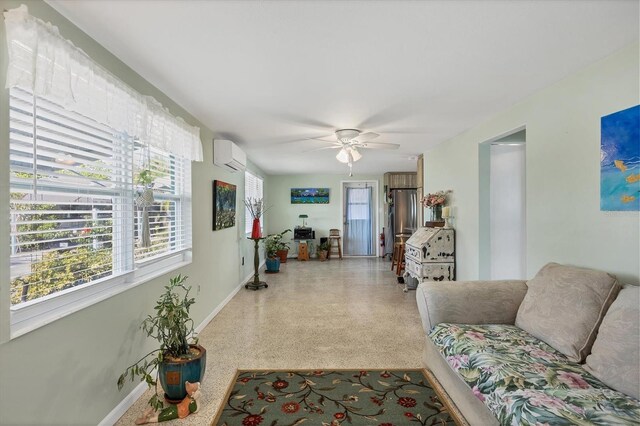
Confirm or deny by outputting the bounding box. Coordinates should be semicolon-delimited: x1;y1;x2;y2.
48;0;638;176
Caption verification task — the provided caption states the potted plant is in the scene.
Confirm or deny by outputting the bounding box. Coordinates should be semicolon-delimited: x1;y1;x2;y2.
117;274;206;410
264;233;282;273
273;229;291;263
318;241;330;261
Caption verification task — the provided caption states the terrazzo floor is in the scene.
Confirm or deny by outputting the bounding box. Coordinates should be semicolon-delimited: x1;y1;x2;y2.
115;257;425;425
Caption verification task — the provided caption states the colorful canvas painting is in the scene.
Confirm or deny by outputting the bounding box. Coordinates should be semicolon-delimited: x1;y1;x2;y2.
291;188;330;204
213;180;237;230
601;105;640;211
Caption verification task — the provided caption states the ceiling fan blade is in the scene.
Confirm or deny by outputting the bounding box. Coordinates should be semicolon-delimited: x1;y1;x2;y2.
305;135;337;143
360;142;400;150
355;132;379;142
380;128;430;134
304;145;342;153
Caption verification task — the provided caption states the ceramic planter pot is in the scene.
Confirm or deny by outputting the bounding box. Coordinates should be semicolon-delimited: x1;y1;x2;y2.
319;250;328;261
159;344;206;403
276;249;288;263
265;257;281;273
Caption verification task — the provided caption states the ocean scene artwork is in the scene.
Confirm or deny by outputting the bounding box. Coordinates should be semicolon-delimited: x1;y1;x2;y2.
600;105;640;211
291;188;330;204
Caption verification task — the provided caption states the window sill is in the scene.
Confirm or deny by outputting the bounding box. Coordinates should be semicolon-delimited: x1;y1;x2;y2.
9;250;192;339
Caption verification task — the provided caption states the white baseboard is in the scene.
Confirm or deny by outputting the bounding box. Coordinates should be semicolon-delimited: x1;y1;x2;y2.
195;262;264;334
98;262;264;426
98;381;148;426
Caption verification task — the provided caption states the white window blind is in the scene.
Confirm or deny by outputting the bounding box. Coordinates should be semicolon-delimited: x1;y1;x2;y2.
9;87;133;304
133;147;191;262
244;171;264;234
9;87;192;306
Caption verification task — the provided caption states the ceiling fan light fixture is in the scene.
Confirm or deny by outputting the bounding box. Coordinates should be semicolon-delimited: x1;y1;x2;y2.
336;147;362;164
350;148;362;162
336;147;350;163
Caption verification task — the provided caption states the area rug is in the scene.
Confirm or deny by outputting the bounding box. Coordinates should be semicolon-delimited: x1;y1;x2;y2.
212;369;466;426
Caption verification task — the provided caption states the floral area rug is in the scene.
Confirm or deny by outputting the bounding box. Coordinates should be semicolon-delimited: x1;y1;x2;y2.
212;369;464;426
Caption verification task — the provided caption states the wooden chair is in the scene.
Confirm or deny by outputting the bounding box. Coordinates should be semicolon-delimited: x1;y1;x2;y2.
328;229;342;259
390;234;409;275
391;241;405;274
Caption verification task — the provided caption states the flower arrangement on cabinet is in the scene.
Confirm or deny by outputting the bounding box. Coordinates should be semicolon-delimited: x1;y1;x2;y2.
421;190;451;208
421;190;452;221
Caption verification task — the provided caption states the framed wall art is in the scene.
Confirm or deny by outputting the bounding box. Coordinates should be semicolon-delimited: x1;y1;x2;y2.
213;180;237;230
600;105;639;211
291;188;330;204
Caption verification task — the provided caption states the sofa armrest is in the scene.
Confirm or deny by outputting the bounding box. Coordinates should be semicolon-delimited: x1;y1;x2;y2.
416;280;528;334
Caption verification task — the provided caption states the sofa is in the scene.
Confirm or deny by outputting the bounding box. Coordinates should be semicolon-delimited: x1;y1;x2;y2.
416;262;640;425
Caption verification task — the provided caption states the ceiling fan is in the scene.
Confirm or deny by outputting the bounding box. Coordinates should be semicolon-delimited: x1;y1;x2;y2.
307;129;400;175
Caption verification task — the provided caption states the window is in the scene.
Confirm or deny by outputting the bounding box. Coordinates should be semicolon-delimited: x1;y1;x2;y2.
244;171;264;234
133;146;192;262
8;87;192;333
4;6;201;337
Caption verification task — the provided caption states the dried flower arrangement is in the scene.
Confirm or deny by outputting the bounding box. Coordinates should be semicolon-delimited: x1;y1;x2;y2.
421;190;452;208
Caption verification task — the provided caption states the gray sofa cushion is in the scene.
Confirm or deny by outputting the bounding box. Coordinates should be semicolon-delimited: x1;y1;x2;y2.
515;262;620;362
585;285;640;400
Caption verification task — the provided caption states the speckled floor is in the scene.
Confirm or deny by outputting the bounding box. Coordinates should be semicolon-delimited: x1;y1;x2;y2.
115;257;424;425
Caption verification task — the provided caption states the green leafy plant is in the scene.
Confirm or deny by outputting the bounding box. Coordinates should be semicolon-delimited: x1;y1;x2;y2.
117;274;198;410
136;169;155;186
318;241;330;252
264;229;291;258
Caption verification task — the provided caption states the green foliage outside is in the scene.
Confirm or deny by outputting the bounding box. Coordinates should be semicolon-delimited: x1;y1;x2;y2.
11;246;112;304
10;192;113;305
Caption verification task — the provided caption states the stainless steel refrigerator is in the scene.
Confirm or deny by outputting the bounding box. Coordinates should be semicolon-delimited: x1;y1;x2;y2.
385;189;417;256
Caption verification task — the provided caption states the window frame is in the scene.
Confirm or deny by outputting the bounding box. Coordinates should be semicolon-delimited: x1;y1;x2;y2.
7;88;193;339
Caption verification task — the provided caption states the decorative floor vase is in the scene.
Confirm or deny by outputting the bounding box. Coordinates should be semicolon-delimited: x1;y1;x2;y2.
265;257;280;273
159;344;206;403
251;218;261;239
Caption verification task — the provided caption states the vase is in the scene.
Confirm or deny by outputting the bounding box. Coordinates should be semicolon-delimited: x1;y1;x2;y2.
265;257;280;273
251;218;261;239
431;205;443;221
159;344;206;403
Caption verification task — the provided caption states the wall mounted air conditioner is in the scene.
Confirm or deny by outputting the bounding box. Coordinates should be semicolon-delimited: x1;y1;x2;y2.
213;139;246;172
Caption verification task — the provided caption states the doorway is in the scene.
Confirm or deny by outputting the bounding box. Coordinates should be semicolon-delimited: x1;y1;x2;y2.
342;181;378;256
479;129;526;279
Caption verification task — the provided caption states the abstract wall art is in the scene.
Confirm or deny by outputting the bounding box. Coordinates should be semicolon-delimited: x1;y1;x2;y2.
600;105;639;211
213;180;237;230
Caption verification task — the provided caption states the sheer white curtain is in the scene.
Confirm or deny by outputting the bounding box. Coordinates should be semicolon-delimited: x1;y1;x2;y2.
3;5;203;161
345;187;374;256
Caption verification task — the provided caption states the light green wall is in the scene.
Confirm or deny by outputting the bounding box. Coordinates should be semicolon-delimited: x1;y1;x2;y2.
266;174;384;254
425;43;640;284
0;1;266;423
